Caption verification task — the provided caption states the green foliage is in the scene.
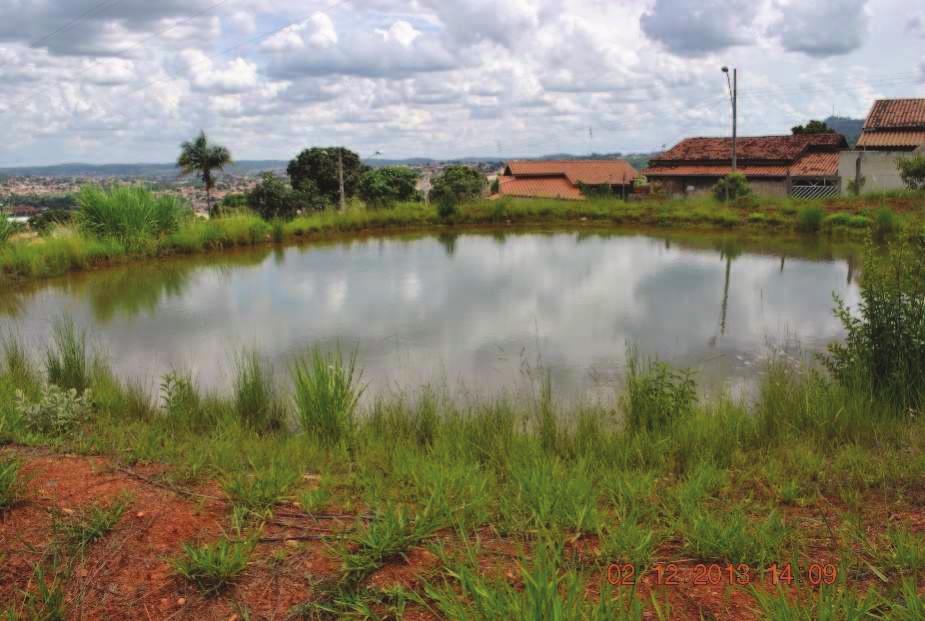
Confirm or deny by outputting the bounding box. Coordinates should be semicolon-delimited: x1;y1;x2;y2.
490;177;500;194
15;386;92;436
791;120;834;134
357;166;420;208
246;173;296;220
825;235;925;409
287;147;366;204
897;154;925;191
174;538;253;593
623;349;696;433
28;209;73;236
429;165;486;217
233;351;285;433
44;318;91;393
796;205;824;233
681;508;790;566
51;496;128;553
713;172;751;202
177;131;233;215
292;347;364;446
0;458;23;511
223;463;298;514
0;212;13;244
76;185;189;249
872;207;899;241
160;371;212;431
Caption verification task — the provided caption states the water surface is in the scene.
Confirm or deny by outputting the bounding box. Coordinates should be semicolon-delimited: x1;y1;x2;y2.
0;228;862;400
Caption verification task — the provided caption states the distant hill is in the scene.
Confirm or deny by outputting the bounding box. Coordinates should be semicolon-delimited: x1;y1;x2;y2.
0;160;287;179
824;116;864;147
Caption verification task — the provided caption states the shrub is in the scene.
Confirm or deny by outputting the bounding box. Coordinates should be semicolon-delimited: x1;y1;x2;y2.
292;346;365;445
713;173;751;202
796;206;824;233
76;185;189;249
429;166;486;217
15;386;93;435
824;234;925;409
872;207;899;241
247;173;296;220
733;194;760;210
897;154;925;190
623;349;697;433
357;166;419;209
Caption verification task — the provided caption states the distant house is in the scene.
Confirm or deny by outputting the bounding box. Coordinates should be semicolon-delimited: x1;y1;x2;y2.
839;99;925;194
498;160;638;201
644;134;847;198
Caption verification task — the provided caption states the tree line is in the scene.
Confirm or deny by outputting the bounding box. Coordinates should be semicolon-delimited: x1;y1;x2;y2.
177;132;487;220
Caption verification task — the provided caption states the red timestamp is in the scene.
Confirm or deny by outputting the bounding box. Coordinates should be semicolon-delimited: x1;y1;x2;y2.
607;563;839;587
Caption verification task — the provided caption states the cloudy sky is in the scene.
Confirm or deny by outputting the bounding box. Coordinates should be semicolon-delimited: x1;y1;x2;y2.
0;0;923;166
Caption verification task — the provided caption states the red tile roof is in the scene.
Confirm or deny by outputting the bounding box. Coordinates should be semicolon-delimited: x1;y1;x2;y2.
863;99;925;130
505;160;637;185
790;152;839;177
642;165;791;178
498;176;585;201
857;131;925;149
652;134;846;163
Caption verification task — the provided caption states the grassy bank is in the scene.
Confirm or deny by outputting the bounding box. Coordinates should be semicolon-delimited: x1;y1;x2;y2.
2;320;925;617
2;189;924;283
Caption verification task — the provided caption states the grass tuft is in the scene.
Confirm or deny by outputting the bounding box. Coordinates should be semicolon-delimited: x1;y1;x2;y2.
174;537;253;593
292;346;365;446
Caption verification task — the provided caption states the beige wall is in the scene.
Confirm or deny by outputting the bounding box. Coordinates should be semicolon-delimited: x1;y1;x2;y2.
652;177;787;197
838;149;922;194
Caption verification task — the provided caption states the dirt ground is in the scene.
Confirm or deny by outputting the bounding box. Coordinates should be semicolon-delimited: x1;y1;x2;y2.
1;446;922;620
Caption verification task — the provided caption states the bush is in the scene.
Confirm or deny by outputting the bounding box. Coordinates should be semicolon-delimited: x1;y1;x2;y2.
796;206;824;233
429;166;486;217
15;386;93;435
247;173;296;221
357;166;419;209
292;347;365;445
824;234;925;409
713;173;751;202
732;194;760;210
76;185;189;249
872;207;899;241
897;155;925;191
287;147;365;204
623;350;697;433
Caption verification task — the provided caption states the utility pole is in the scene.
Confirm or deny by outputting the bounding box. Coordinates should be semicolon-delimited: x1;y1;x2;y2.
338;148;346;212
722;66;738;171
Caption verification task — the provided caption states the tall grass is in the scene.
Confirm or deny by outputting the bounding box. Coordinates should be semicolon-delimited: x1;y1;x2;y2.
796;206;824;233
0;458;23;511
0;212;13;244
233;350;285;433
623;349;697;433
76;185;189;250
44;318;91;393
291;346;365;445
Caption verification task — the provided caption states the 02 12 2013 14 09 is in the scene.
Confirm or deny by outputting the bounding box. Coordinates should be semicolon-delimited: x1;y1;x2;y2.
607;563;838;587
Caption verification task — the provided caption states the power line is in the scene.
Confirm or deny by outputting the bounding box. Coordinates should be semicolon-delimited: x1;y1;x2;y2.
28;0;124;49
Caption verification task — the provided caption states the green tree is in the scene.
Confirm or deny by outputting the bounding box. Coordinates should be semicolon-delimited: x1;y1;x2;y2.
287;147;366;206
713;172;751;202
247;173;295;220
791;120;834;135
897;154;925;191
177;131;233;217
429;166;486;218
357;166;420;208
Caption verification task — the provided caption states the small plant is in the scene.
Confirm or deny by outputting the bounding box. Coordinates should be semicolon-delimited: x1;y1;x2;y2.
160;370;209;430
713;172;751;202
174;537;253;593
796;206;824;233
233;351;285;433
292;346;365;446
897;154;925;190
223;463;298;514
51;496;128;553
44;318;91;393
623;349;696;433
871;207;899;241
15;386;92;436
0;458;24;511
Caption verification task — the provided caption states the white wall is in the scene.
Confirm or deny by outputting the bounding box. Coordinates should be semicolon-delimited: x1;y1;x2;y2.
839;148;923;194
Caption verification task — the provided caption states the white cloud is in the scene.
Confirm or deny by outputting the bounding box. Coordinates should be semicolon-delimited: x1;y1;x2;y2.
640;0;764;56
180;50;259;93
771;0;870;57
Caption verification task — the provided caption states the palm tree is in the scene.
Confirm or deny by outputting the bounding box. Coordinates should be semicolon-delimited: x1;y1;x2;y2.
177;131;232;216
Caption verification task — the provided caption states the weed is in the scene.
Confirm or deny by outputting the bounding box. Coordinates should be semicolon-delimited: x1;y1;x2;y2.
292;346;365;445
44;318;91;392
18;560;67;621
872;207;899;241
174;537;253;593
0;458;23;511
681;507;791;567
751;584;882;619
796;206;824;233
76;184;188;249
15;385;93;436
233;350;285;433
223;462;298;514
623;348;696;433
51;496;128;553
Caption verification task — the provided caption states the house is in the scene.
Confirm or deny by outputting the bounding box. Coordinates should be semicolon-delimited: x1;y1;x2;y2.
498;160;638;201
838;99;925;193
644;133;848;198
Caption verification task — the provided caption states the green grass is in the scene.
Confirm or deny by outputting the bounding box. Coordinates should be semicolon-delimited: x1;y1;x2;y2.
51;496;128;554
44;317;91;393
4;191;925;284
223;462;298;514
291;346;364;446
0;458;23;511
173;537;253;593
233;350;285;433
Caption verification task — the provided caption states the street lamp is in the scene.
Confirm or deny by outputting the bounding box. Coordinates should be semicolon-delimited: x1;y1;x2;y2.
722;66;737;171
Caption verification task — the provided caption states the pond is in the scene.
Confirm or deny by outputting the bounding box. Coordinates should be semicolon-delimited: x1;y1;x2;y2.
0;228;862;401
